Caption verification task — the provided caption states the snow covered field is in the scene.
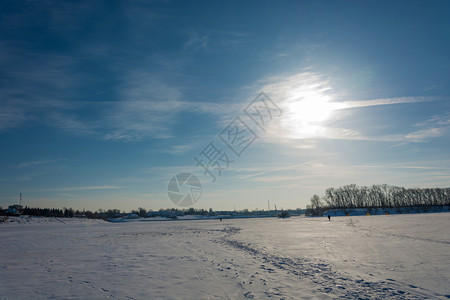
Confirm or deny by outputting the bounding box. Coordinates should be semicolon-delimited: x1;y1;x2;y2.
1;213;449;299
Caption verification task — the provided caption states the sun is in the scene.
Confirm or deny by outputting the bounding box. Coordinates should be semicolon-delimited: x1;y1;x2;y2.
262;72;346;139
287;91;333;123
280;86;340;139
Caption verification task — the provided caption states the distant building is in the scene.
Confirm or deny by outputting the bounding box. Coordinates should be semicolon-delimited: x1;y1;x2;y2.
147;210;183;218
5;204;23;216
125;213;139;219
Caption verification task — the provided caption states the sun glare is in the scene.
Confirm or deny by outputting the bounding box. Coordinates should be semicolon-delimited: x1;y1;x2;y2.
263;72;347;139
280;85;340;138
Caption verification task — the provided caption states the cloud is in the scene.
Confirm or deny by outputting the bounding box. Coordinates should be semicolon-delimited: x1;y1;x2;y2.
0;56;241;142
102;97;182;141
342;96;434;109
183;30;208;50
48;112;97;137
182;29;250;51
413;112;450;127
0;100;29;131
41;185;121;192
405;127;445;141
0;3;246;142
0;176;32;182
389;163;450;170
101;71;242;141
0;2;179;141
270;42;326;61
17;159;65;169
164;144;195;155
0;38;92;132
402;112;450;141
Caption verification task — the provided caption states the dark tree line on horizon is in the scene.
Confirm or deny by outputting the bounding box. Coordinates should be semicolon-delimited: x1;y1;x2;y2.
1;206;302;220
0;206;121;219
22;207;101;218
0;207;209;219
309;184;450;213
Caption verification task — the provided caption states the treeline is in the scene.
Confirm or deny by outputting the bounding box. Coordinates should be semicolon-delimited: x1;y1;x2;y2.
3;206;304;219
308;184;450;213
20;207;113;219
2;207;215;219
19;207;139;219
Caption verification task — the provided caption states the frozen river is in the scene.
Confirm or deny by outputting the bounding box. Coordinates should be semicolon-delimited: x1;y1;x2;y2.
1;213;449;299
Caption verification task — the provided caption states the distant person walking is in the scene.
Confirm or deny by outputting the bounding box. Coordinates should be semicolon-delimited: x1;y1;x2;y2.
328;215;331;221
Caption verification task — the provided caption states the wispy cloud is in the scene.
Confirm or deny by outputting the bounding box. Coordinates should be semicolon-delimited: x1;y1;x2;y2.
101;70;242;141
413;112;450;127
0;100;29;131
0;175;32;182
41;185;121;192
48;112;97;137
405;127;446;141
164;144;195;155
0;35;94;132
342;96;434;109
0;61;241;142
183;30;208;50
183;29;250;51
17;159;65;169
404;112;450;141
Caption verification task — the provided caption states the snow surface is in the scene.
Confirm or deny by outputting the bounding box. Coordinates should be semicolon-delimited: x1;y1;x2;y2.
1;213;449;299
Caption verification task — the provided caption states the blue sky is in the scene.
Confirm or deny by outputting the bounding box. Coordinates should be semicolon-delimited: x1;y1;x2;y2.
1;0;449;211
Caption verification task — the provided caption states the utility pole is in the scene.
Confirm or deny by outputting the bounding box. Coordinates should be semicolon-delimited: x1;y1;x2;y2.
268;200;270;211
19;193;22;206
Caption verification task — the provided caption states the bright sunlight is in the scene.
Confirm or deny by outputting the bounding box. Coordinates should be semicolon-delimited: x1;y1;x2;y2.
270;73;346;139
